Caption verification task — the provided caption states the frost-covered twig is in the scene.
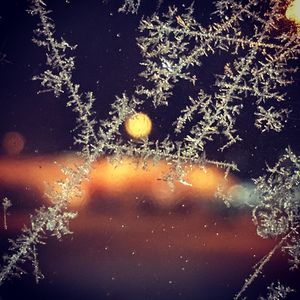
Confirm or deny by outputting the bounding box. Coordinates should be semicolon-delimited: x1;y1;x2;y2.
1;0;96;284
29;0;98;159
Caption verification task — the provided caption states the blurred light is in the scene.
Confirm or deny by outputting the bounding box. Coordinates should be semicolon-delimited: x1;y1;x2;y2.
188;167;223;196
227;182;257;207
286;0;300;24
125;113;152;139
1;131;25;156
0;154;237;209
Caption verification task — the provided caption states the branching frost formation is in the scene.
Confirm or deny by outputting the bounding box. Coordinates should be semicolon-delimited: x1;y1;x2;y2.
137;0;299;150
0;1;299;299
258;281;294;300
235;148;300;299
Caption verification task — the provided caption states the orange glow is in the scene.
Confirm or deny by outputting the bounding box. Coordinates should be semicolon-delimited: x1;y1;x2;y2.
90;158;234;207
286;0;300;24
0;154;89;208
0;154;236;209
3;154;275;259
188;167;222;195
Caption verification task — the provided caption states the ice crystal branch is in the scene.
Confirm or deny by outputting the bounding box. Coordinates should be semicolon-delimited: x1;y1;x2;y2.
136;4;200;107
0;0;142;284
0;159;93;284
235;148;300;299
258;281;294;300
0;0;93;284
0;203;77;284
137;0;299;150
254;106;290;133
253;148;300;240
104;135;237;185
95;93;142;155
118;0;141;14
117;0;164;14
251;148;300;276
29;0;98;158
176;89;243;152
234;229;295;300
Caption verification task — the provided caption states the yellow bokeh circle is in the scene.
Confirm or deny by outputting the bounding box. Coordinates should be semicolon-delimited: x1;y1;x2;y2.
286;0;300;24
125;112;152;139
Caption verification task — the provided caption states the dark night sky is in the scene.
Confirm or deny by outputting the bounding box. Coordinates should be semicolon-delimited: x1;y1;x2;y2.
0;1;300;300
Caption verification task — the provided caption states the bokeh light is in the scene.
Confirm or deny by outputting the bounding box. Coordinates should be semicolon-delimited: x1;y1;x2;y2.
125;112;152;139
286;0;300;24
1;131;26;156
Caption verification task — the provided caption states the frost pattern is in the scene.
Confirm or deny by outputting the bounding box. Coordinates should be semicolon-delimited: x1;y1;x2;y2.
253;148;300;241
0;1;299;299
258;282;294;300
136;1;299;150
118;0;141;14
235;148;300;299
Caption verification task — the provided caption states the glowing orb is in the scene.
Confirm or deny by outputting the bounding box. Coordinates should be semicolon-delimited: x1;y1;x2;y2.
1;131;26;156
286;0;300;24
125;112;152;139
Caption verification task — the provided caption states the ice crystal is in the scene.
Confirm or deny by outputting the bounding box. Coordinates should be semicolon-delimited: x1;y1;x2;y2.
0;1;299;299
253;148;300;240
235;148;300;299
137;0;299;150
258;281;294;300
118;0;141;14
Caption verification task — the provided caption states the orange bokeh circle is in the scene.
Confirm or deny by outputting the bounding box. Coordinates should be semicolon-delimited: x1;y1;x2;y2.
2;131;26;156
